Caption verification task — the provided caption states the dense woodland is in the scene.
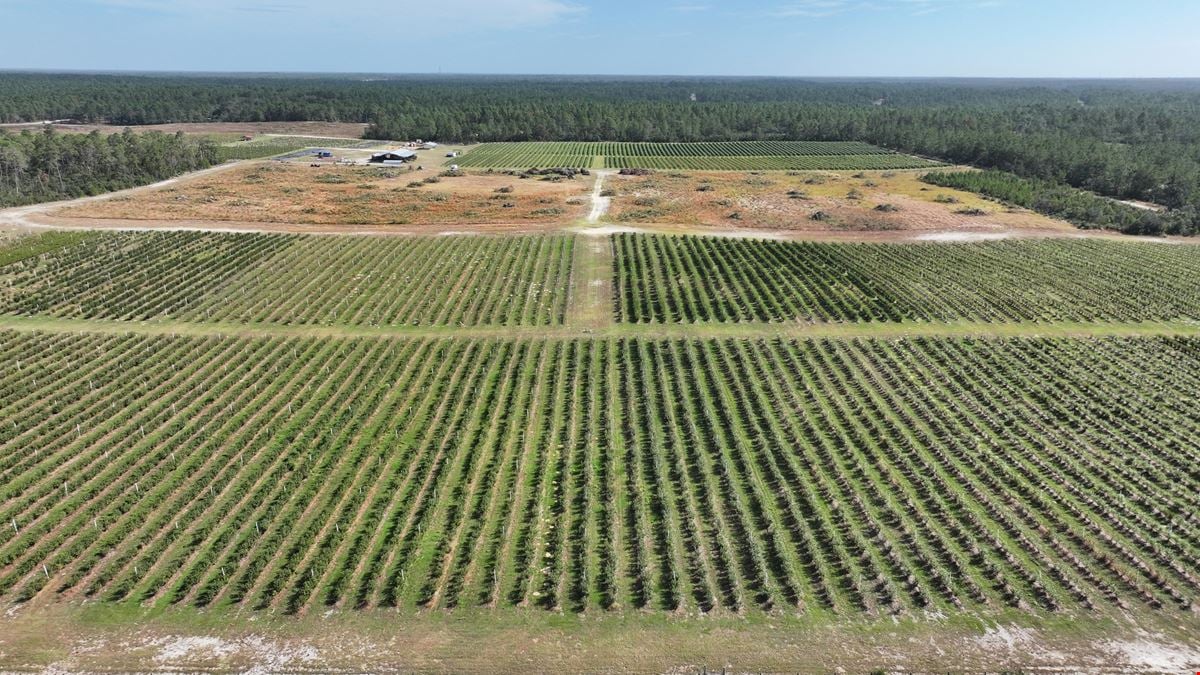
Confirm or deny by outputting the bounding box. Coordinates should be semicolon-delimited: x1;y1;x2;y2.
3;73;1200;232
0;128;217;207
923;170;1195;236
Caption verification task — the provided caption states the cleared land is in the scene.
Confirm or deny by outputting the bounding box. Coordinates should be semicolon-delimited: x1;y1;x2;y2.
213;135;388;161
454;141;943;171
0;231;575;326
56;162;590;228
614;233;1200;323
2;331;1199;620
607;168;1071;235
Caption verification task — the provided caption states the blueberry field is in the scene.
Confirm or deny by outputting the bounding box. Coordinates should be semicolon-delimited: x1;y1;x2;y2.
453;141;943;171
0;229;1198;628
0;232;575;327
613;233;1200;324
2;331;1198;615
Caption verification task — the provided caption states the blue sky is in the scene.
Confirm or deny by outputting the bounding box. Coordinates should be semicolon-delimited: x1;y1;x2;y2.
1;0;1197;77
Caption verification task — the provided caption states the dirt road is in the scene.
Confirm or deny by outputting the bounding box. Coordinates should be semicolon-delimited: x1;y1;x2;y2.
588;170;614;223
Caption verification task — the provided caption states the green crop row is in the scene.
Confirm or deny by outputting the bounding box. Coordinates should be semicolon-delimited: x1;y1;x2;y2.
612;233;1200;323
603;154;941;171
454;142;939;171
0;232;575;327
1;331;1197;615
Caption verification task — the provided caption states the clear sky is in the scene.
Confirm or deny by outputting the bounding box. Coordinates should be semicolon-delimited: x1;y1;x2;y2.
1;0;1197;78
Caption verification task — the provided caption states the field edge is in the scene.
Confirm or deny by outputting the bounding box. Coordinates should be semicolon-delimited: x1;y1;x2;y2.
2;602;1197;673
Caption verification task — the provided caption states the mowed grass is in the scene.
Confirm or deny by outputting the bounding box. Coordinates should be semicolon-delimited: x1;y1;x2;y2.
214;135;384;161
613;233;1200;323
0;232;576;326
0;330;1197;617
454;141;943;171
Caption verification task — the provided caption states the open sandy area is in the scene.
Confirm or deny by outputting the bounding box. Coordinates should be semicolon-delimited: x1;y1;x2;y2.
58;162;591;228
606;168;1074;235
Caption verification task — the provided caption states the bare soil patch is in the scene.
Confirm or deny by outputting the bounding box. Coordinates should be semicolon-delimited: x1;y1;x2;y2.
59;163;591;228
608;169;1074;235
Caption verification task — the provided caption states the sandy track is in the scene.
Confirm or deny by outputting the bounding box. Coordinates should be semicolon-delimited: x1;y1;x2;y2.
17;214;580;237
588;170;614;223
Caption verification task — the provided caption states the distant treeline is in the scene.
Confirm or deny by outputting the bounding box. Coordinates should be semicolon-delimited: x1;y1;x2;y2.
922;170;1198;236
0;128;218;207
4;73;1200;227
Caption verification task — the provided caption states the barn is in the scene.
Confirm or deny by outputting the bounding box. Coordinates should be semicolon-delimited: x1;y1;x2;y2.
370;150;417;164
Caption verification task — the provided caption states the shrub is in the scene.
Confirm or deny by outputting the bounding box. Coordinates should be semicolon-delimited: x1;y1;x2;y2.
620;208;667;220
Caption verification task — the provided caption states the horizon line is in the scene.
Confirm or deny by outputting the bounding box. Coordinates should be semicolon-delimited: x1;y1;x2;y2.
2;69;1199;81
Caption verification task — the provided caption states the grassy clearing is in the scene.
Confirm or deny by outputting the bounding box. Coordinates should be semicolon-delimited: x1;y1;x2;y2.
214;135;384;161
614;233;1200;323
455;141;943;171
1;330;1197;620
